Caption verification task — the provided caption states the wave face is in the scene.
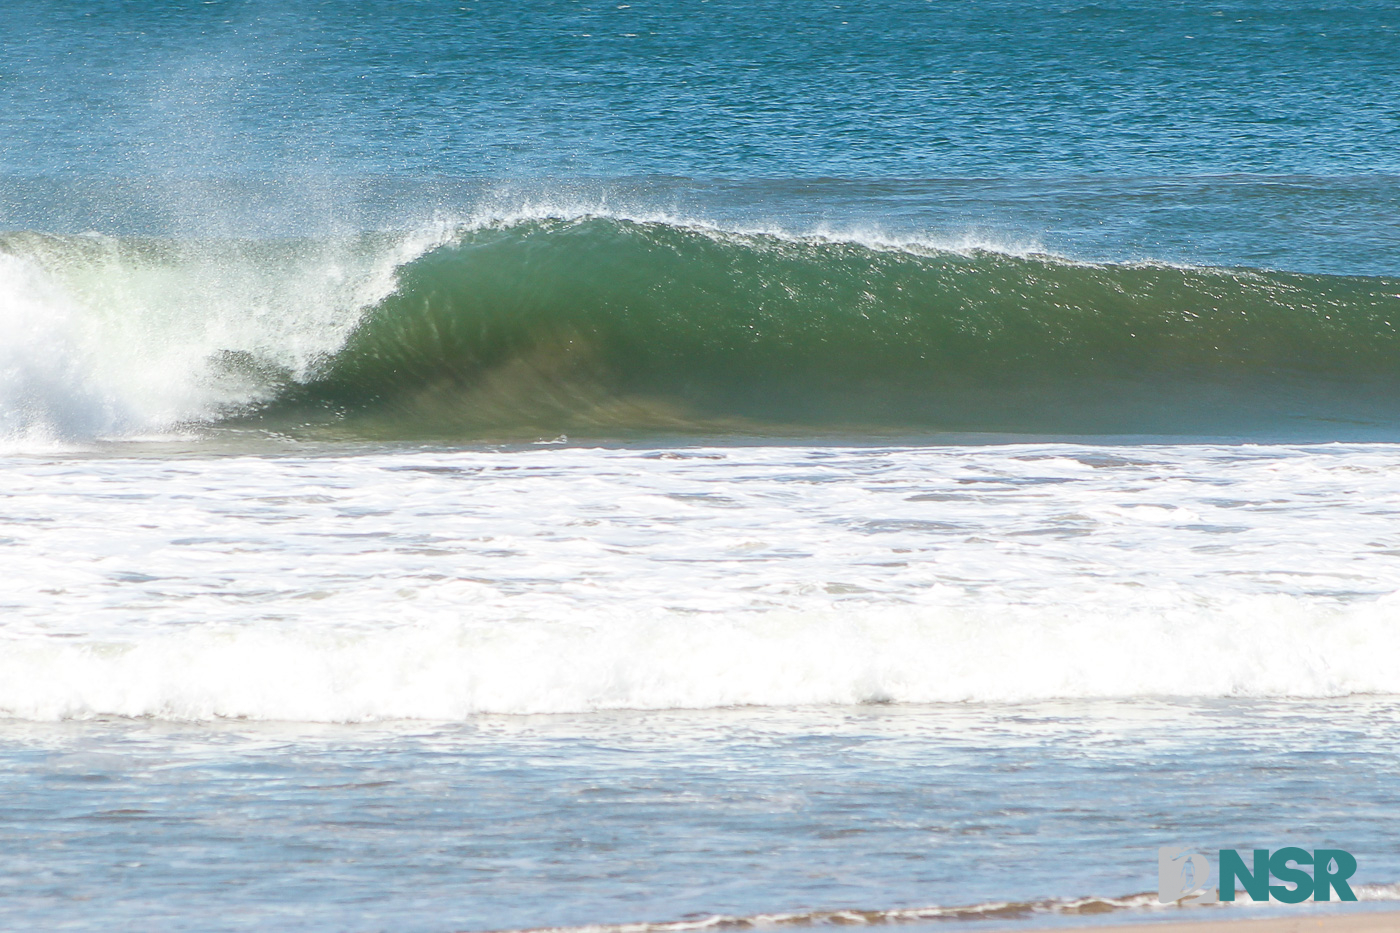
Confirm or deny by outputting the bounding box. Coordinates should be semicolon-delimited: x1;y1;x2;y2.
284;216;1400;437
6;215;1400;442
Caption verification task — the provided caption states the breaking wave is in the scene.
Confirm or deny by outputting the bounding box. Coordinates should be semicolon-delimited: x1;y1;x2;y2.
4;592;1400;722
5;211;1400;443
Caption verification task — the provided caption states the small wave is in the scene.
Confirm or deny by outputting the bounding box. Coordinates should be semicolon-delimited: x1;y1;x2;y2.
4;592;1400;722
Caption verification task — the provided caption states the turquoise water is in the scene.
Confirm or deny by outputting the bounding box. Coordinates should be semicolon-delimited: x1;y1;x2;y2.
4;2;1400;931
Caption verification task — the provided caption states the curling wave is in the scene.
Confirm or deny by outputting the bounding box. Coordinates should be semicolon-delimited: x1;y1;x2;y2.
6;214;1400;442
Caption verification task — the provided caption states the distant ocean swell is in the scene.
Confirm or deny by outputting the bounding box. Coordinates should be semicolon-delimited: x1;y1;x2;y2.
4;213;1400;442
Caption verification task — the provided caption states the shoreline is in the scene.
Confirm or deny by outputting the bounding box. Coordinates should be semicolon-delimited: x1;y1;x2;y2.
999;908;1400;933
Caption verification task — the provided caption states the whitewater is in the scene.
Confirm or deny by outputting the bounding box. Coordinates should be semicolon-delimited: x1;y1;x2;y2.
3;442;1400;721
5;205;1400;721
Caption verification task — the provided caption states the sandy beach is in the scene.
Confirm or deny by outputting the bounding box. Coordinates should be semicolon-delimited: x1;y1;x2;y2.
1018;910;1400;933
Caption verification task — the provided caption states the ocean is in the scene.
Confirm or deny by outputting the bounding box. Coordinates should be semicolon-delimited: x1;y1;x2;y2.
3;1;1400;930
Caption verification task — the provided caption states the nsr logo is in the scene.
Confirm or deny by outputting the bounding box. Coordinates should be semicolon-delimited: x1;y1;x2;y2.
1159;847;1358;904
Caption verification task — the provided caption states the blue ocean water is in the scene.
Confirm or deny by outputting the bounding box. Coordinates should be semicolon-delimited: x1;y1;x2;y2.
3;2;1400;931
3;0;1399;275
7;0;1400;180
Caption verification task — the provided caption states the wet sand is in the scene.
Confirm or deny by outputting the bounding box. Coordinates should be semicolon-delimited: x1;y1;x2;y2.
1011;909;1400;933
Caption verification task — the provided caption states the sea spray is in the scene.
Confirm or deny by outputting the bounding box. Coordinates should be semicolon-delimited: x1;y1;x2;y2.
0;228;446;442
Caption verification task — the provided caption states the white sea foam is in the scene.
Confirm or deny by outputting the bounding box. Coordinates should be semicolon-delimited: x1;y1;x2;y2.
2;592;1399;722
475;886;1400;933
3;443;1400;722
0;229;446;444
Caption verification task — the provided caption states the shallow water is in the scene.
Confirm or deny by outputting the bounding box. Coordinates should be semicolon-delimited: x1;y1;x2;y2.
3;698;1399;932
3;440;1400;929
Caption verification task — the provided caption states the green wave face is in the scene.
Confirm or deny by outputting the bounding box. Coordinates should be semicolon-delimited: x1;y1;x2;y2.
273;217;1400;438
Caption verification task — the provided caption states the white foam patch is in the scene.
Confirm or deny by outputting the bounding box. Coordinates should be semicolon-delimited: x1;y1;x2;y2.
3;441;1400;722
0;228;447;446
3;590;1398;722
